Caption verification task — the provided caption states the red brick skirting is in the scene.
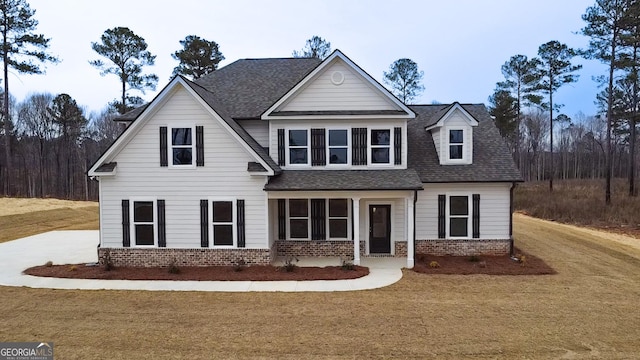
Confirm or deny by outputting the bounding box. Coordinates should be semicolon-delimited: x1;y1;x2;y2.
98;247;272;267
415;239;510;256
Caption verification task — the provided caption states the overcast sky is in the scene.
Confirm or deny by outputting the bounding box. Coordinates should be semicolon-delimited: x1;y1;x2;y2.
14;0;600;119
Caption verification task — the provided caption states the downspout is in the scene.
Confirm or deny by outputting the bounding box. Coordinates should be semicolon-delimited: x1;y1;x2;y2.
413;189;418;266
509;182;516;257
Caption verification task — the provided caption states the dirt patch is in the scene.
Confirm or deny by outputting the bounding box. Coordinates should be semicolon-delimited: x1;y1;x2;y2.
413;248;556;275
24;264;370;281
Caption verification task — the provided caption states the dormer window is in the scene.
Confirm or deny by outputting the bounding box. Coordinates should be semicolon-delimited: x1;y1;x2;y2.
449;129;464;160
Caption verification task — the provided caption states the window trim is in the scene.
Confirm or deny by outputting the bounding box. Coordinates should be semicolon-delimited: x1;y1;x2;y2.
286;128;311;167
130;197;157;247
326;128;351;167
367;128;394;166
168;125;196;168
327;198;350;240
445;193;472;239
446;127;466;163
208;197;237;248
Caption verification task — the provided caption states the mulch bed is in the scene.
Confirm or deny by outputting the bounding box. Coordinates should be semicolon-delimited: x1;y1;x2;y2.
413;248;556;275
23;264;370;281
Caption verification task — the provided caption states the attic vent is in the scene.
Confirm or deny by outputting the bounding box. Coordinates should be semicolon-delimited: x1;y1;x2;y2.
331;71;344;85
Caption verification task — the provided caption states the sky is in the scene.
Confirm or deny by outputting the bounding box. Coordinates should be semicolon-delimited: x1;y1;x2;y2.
10;0;603;119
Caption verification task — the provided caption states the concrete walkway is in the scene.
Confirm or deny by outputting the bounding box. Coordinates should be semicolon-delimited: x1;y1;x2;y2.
0;231;404;292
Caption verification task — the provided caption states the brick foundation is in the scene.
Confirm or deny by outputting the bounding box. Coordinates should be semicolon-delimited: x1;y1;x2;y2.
275;240;368;258
395;241;408;256
415;239;510;256
98;247;273;267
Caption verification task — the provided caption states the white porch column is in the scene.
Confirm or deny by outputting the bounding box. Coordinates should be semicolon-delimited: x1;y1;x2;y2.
353;197;361;265
407;196;415;269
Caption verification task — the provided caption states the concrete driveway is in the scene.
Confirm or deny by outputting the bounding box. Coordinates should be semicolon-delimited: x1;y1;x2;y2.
0;231;403;292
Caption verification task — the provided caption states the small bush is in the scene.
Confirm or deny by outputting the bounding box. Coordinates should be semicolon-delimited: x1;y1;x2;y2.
280;256;298;272
68;265;77;272
44;261;53;267
429;261;440;268
168;258;180;274
102;249;114;271
233;258;247;272
340;257;355;271
478;260;487;268
468;255;481;262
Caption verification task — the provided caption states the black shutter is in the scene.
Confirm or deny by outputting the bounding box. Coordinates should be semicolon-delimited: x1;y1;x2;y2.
394;127;401;165
196;126;204;166
311;199;326;240
351;128;367;165
160;126;168;167
200;200;209;247
157;200;166;247
277;129;285;166
237;200;246;248
437;195;446;239
472;194;480;239
122;200;130;247
278;199;286;239
311;128;326;166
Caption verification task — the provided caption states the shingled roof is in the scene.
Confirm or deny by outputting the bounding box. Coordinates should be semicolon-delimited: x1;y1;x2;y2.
265;170;423;191
408;104;522;183
194;58;321;119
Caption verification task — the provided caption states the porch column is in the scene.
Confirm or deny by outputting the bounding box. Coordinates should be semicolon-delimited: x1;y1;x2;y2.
353;197;361;265
407;196;415;269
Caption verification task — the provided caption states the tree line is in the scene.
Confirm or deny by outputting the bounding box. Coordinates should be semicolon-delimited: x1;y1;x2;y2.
489;0;640;204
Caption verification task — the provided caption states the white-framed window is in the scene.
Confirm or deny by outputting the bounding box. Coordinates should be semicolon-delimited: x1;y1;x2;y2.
287;129;310;165
369;128;392;165
447;195;470;238
328;198;349;239
131;199;157;247
327;129;349;165
448;128;465;161
170;126;195;166
288;199;309;239
209;198;237;247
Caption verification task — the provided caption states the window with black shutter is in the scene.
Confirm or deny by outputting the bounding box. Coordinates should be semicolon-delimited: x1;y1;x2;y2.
311;128;326;166
277;129;285;166
237;200;246;248
200;199;209;247
122;200;130;246
437;195;446;239
196;126;204;166
310;199;326;240
472;194;480;238
160;127;168;167
157;200;166;247
394;127;401;165
351;128;367;165
278;199;286;240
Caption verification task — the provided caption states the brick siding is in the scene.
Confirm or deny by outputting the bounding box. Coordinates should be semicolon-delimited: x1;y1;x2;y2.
415;239;510;256
98;247;273;267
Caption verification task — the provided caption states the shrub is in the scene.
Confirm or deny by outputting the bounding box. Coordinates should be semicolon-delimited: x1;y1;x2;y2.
280;256;298;272
233;258;247;272
429;261;440;268
340;257;355;271
102;249;114;271
68;265;77;272
468;255;481;262
168;258;180;274
44;261;53;267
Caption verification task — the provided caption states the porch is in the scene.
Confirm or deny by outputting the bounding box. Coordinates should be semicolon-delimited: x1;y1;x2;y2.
265;169;424;268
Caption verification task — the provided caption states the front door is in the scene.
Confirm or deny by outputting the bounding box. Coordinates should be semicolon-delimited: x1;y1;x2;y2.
369;205;391;254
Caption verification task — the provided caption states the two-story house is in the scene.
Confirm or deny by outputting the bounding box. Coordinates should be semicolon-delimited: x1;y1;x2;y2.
88;50;522;269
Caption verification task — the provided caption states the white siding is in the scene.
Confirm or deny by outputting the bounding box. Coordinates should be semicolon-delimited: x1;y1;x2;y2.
99;85;268;249
268;119;407;170
279;61;400;112
238;120;269;147
415;183;511;240
431;128;441;158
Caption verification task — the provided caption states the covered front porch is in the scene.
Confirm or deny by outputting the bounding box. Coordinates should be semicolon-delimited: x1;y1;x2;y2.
264;170;423;268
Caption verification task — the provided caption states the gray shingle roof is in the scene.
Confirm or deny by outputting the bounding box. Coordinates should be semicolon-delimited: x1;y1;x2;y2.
408;104;523;183
265;170;424;191
194;58;321;119
181;78;281;174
